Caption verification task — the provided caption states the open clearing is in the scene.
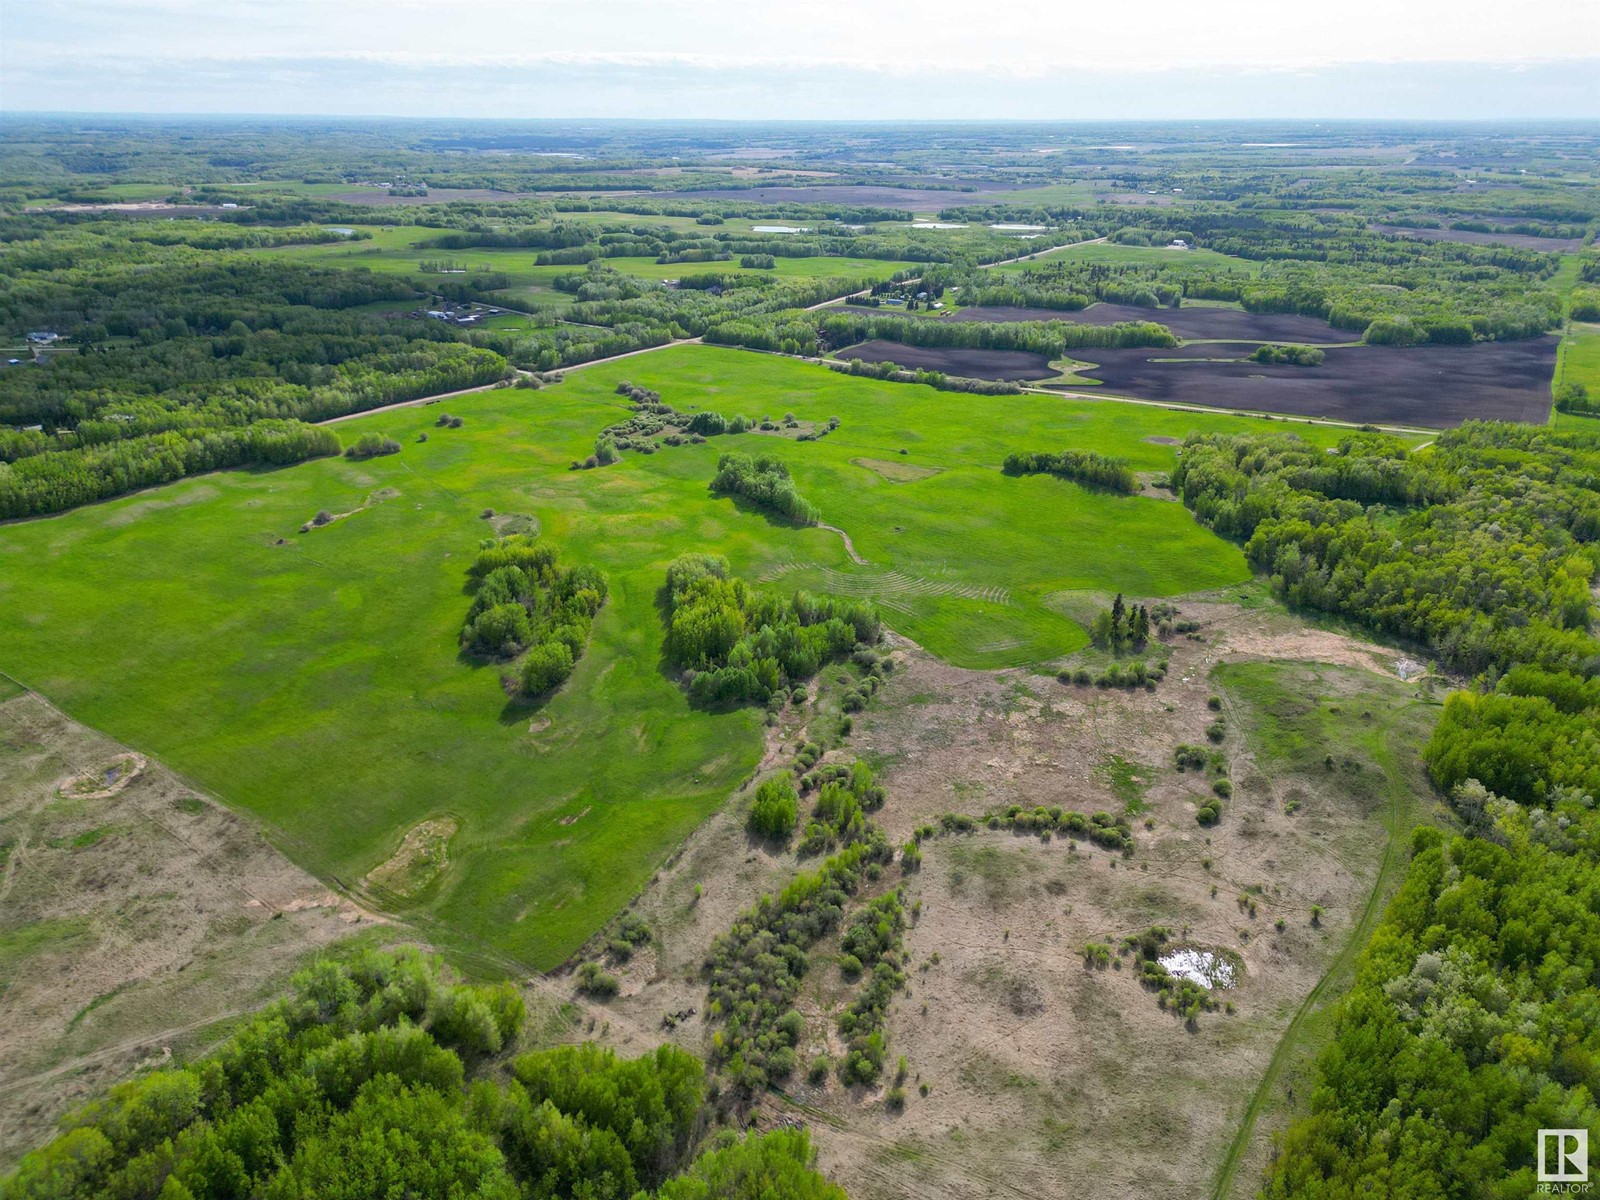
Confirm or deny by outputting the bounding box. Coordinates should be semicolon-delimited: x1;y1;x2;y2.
565;598;1443;1200
0;688;384;1168
1370;223;1589;253
0;345;1373;968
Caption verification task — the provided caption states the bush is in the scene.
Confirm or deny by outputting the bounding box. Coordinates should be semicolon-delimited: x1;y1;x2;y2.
1002;448;1138;493
577;961;620;998
748;776;801;843
521;640;576;696
344;432;402;459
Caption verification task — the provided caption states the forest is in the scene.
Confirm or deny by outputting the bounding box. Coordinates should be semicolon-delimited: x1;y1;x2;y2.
1;948;844;1200
1178;423;1600;1195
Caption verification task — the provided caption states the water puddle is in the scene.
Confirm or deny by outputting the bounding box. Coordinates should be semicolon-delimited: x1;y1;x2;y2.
1158;948;1238;989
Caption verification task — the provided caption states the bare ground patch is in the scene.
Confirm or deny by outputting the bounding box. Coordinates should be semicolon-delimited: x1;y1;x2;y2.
0;692;380;1167
556;601;1438;1200
360;816;458;900
852;457;945;484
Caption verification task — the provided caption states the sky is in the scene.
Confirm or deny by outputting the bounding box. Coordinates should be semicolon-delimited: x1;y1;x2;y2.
3;0;1599;119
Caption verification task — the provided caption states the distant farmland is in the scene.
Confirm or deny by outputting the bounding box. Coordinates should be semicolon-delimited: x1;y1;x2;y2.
1059;337;1559;426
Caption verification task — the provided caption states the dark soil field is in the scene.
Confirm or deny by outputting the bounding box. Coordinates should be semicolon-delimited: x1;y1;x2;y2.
1371;224;1588;253
955;302;1355;343
1060;336;1559;427
838;340;1058;380
672;183;1042;209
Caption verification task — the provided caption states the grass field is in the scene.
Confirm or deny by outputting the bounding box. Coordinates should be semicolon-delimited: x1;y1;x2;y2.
255;226;905;284
990;240;1261;274
1207;660;1442;1199
1557;320;1600;393
0;345;1354;969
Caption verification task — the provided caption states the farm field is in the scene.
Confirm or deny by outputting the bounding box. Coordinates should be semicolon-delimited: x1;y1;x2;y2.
836;339;1060;380
4;111;1597;1200
954;301;1358;344
1370;223;1589;253
1055;337;1560;426
0;344;1355;969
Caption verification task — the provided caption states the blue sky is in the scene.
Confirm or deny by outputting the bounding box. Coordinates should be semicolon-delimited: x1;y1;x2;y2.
3;0;1598;118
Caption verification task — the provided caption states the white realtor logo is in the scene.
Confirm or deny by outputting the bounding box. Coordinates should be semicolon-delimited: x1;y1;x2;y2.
1540;1130;1589;1184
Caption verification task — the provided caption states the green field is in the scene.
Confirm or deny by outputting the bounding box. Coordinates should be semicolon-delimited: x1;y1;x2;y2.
257;226;905;282
0;345;1351;969
1557;320;1600;393
990;239;1262;274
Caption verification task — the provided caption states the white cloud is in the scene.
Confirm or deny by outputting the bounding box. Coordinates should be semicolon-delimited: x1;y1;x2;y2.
4;0;1599;116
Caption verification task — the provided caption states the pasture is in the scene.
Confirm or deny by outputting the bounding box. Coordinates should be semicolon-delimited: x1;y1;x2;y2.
0;345;1355;968
989;240;1262;273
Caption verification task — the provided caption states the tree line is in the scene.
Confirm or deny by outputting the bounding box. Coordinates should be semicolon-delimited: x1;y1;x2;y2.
1002;449;1139;494
1;947;845;1199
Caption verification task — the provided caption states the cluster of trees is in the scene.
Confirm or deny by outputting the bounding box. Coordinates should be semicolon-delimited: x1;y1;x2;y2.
1264;814;1600;1197
1002;448;1139;494
1120;927;1225;1029
3;947;846;1199
914;804;1134;852
813;312;1179;356
709;452;820;525
663;554;880;708
1248;343;1325;366
826;357;1022;394
835;887;908;1085
705;759;900;1097
595;382;756;455
1088;593;1154;650
1174;425;1600;676
797;760;886;856
747;775;801;843
923;208;1566;343
0;947;838;1200
343;432;400;460
1556;381;1596;415
1425;665;1600;806
0;420;341;519
459;535;608;698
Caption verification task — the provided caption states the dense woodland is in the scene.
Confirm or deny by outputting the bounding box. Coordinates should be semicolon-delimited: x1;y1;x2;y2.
1178;424;1600;1195
0;224;511;517
2;949;844;1200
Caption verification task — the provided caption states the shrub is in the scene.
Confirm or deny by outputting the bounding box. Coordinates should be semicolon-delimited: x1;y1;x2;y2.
344;432;401;460
521;641;576;696
748;777;801;843
577;961;620;998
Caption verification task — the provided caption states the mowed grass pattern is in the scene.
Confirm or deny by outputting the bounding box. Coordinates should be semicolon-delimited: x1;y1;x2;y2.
0;346;1340;967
